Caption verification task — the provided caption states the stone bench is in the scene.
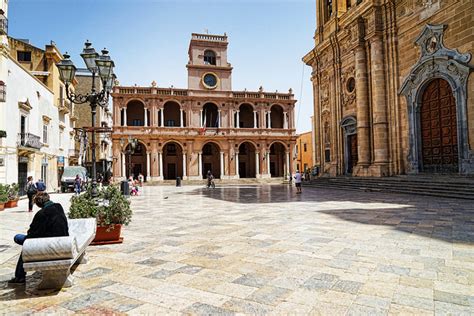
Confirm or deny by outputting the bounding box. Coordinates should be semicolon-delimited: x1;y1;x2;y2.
22;218;97;290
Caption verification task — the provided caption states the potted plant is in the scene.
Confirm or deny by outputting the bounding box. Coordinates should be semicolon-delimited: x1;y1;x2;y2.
5;183;20;208
69;184;132;244
0;184;9;211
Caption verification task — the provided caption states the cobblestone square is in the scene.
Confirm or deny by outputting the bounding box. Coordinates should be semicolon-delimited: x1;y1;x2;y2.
1;185;473;314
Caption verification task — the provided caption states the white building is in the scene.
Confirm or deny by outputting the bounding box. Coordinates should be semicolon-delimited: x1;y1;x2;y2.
0;0;75;194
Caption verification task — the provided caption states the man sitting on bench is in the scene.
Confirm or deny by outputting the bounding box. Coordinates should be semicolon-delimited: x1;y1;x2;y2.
8;192;69;284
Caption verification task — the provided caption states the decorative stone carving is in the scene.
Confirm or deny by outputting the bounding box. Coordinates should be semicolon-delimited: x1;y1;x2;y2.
400;24;474;175
341;66;356;108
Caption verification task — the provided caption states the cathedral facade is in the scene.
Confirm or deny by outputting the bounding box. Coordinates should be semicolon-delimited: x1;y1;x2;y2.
303;0;474;176
112;33;297;181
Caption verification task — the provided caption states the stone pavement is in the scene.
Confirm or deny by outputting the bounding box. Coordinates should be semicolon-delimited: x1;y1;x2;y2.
0;185;473;315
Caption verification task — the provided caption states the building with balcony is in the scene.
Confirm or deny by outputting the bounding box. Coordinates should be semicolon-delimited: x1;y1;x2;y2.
0;2;77;193
303;0;474;177
112;33;297;181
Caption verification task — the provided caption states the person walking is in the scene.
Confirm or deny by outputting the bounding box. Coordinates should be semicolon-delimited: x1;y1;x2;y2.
8;192;69;284
138;173;144;187
24;176;37;212
35;179;46;193
74;174;82;195
206;170;215;189
294;170;303;194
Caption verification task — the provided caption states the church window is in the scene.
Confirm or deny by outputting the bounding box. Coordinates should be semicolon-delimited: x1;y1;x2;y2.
204;50;216;65
346;77;356;93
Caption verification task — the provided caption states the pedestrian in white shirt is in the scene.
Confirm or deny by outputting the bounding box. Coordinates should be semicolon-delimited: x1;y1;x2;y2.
294;170;302;194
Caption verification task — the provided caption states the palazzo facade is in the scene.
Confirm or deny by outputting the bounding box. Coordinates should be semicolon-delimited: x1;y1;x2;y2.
304;0;474;176
112;33;297;181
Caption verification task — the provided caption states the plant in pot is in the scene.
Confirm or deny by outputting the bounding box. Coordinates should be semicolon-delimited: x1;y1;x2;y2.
69;184;132;244
0;184;9;211
6;183;20;208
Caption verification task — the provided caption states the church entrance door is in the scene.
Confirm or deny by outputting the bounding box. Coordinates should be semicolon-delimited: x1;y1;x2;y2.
420;79;458;173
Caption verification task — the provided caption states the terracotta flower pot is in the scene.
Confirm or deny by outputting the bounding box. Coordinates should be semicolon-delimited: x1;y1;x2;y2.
5;200;18;208
92;224;123;245
0;203;4;211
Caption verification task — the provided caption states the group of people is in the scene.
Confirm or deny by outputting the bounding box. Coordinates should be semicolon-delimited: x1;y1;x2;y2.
128;173;144;196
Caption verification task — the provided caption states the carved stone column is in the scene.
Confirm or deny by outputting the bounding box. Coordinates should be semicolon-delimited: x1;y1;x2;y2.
354;43;371;174
369;34;389;176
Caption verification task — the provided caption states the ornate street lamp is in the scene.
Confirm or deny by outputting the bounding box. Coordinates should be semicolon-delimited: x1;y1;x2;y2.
57;41;115;197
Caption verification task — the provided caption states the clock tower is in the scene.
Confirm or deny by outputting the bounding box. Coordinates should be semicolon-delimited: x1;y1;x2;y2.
187;33;233;91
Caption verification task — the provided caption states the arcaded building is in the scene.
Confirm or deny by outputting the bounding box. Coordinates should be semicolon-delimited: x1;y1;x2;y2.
304;0;474;176
112;33;297;181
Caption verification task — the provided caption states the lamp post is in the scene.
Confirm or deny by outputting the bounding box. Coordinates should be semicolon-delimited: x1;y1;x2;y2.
57;41;115;197
120;137;138;179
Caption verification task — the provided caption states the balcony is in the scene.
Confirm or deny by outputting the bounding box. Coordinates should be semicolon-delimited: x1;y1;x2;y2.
69;149;79;157
18;133;42;150
0;14;7;35
58;98;70;114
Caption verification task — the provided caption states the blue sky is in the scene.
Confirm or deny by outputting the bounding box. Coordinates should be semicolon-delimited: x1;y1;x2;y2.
8;0;315;133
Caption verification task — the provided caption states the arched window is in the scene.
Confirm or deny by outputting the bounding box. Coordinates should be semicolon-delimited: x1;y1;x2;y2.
204;50;216;65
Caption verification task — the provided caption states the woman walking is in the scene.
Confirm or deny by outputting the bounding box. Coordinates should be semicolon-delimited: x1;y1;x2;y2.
24;176;37;212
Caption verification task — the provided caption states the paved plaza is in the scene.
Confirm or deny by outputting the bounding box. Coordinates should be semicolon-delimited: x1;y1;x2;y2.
0;185;473;315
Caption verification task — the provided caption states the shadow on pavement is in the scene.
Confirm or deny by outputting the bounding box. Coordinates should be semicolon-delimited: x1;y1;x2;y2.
183;185;474;244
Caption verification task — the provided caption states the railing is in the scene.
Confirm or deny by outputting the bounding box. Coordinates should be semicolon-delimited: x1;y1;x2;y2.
191;33;227;42
58;98;70;113
18;133;42;149
115;87;293;100
0;15;7;35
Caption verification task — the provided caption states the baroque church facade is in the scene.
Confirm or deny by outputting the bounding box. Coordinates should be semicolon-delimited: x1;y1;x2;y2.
112;33;297;181
303;0;474;176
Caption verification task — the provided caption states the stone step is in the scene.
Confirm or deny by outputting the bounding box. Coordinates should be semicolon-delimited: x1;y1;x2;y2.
306;176;474;200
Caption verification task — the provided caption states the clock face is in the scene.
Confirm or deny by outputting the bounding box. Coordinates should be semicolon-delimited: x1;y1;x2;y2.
203;73;218;89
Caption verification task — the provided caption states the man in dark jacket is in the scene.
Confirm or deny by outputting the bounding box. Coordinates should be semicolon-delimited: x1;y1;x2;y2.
8;192;69;284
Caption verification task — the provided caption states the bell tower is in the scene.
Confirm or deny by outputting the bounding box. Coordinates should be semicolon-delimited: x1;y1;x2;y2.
187;33;233;91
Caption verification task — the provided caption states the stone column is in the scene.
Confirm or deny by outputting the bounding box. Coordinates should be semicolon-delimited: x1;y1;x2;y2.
283;112;288;129
183;153;187;179
160;109;164;127
370;35;389;175
159;152;163;179
268;111;272;128
151;142;158;180
220;152;225;177
236;111;240;128
286;152;290;177
355;43;371;170
200;110;203;127
255;152;260;176
235;153;240;178
146;152;151;180
267;152;271;176
253;111;257;128
198;153;202;177
218;110;221;128
121;153;126;178
180;109;184;127
123;109;127;127
144;108;148;126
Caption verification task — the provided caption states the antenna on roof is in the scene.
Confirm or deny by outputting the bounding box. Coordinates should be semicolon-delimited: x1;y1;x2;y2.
204;28;209;34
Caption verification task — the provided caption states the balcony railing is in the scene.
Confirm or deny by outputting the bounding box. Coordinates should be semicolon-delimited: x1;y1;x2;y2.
0;15;7;35
58;98;70;114
115;87;294;100
18;133;42;149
